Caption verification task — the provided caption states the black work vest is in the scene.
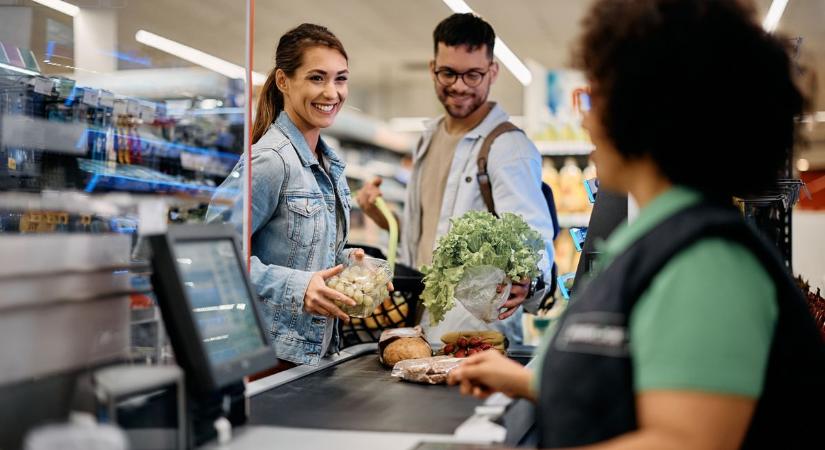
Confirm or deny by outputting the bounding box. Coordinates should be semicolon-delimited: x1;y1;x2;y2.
538;202;825;449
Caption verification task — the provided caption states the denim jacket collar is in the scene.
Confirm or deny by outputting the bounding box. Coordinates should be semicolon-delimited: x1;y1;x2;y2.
275;111;345;169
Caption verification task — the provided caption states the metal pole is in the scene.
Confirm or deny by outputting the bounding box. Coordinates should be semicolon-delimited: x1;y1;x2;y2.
243;0;254;268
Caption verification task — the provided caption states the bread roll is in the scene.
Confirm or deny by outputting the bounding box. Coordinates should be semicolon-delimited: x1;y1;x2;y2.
382;337;432;367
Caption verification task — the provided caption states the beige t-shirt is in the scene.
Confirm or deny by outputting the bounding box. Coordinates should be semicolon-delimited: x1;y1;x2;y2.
416;121;464;268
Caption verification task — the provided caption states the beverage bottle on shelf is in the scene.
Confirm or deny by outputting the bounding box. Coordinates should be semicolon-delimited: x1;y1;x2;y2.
559;157;588;213
542;159;561;201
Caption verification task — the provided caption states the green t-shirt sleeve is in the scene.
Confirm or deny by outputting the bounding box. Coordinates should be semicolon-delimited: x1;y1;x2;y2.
629;238;778;398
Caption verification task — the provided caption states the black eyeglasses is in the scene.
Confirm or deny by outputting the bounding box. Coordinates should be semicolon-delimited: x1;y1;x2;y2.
434;65;491;88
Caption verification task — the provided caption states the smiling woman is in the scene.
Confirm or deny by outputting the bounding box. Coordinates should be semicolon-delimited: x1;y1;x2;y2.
207;24;381;368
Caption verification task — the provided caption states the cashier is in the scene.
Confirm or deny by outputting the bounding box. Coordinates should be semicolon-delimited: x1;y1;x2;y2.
449;0;825;448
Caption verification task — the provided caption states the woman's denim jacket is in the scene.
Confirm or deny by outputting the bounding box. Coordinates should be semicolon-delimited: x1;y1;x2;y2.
207;111;352;365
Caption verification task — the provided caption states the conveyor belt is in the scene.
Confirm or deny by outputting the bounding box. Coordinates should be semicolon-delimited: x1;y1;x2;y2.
248;351;482;434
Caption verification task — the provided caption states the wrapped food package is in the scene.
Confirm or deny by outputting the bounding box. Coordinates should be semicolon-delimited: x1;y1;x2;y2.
379;327;432;367
391;356;463;385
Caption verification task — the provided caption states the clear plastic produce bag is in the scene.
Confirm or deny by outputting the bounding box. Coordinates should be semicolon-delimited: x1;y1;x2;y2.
454;265;511;323
326;256;393;318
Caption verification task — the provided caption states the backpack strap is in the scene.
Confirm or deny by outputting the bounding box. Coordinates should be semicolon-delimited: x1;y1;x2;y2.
477;121;522;216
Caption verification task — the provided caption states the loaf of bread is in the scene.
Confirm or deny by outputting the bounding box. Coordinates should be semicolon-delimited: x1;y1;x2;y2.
382;337;432;367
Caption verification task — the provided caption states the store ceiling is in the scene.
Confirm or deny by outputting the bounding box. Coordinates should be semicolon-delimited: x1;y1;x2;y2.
22;0;825;128
109;0;825;114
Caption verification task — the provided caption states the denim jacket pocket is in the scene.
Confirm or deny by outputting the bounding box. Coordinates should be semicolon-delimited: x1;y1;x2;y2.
286;195;324;247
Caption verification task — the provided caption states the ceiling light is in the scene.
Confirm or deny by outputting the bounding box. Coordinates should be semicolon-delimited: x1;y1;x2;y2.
442;0;473;14
493;37;532;86
135;30;266;85
31;0;79;17
440;0;533;86
762;0;789;33
797;158;810;172
0;62;39;76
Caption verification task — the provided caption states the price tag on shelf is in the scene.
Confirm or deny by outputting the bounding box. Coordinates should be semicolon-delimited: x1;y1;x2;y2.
81;89;99;107
33;77;54;95
569;227;588;252
140;103;156;124
113;99;127;116
98;90;115;108
126;99;140;116
584;178;599;204
557;272;576;300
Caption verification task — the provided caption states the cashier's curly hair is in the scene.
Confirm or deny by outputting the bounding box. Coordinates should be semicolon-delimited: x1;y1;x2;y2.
574;0;805;200
253;24;347;144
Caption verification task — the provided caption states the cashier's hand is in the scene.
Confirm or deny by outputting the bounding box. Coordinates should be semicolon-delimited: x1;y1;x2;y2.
304;265;356;323
355;177;390;230
448;350;535;401
498;277;530;320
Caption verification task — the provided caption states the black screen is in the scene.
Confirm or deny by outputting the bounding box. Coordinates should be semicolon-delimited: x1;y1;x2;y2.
173;240;266;367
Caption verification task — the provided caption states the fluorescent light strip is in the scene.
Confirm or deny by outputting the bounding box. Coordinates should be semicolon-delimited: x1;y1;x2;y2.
442;0;473;14
440;0;533;86
493;37;532;86
0;62;39;76
135;30;266;85
762;0;789;33
31;0;79;17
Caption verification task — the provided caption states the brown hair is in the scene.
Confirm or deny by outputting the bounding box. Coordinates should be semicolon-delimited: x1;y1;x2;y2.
252;23;348;144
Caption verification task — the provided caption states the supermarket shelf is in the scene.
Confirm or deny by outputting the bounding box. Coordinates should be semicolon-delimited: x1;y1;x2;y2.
78;159;223;197
558;213;591;228
536;141;594;156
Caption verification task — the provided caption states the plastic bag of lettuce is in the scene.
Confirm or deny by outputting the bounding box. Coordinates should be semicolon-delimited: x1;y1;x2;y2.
421;211;544;324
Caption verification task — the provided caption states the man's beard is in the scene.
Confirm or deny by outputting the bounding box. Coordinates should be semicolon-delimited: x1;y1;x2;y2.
438;88;489;119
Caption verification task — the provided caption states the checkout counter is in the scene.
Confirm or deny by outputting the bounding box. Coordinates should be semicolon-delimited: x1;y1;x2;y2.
0;225;537;449
149;225;538;450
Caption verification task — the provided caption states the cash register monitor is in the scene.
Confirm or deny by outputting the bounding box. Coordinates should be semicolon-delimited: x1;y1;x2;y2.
150;225;277;394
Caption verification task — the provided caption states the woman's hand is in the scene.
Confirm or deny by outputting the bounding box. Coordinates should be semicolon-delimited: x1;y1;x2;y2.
448;350;535;401
303;265;356;323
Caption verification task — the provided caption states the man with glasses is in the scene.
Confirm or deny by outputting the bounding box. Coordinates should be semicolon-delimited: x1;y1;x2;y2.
357;13;554;343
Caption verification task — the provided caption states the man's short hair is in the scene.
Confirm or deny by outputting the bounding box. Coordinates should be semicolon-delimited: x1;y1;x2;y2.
433;13;495;59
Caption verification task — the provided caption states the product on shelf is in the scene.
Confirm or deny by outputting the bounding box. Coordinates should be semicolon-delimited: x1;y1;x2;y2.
558;157;590;213
542;159;561;200
1;74;240;196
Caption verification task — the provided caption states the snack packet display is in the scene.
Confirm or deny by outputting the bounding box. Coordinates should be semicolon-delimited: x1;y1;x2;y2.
391;356;463;385
326;256;392;318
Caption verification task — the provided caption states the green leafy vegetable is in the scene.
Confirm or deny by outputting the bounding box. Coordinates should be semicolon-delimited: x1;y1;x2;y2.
421;211;544;324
